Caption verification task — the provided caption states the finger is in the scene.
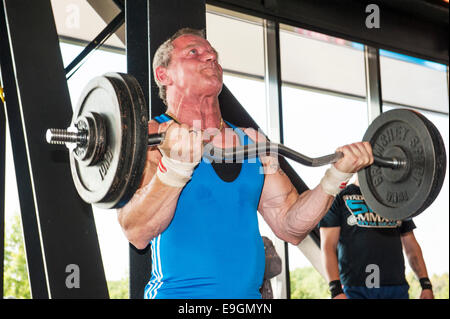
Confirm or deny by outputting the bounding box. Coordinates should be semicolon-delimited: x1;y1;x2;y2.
353;142;372;168
339;144;358;160
190;130;204;162
362;141;374;165
351;142;367;165
337;144;359;170
157;120;175;134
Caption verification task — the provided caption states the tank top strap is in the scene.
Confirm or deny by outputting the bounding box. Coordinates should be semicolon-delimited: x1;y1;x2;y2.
154;113;172;124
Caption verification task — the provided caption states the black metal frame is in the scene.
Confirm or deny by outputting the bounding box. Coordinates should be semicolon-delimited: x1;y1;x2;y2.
0;80;5;299
0;0;108;298
65;11;125;80
0;1;49;297
125;0;152;299
207;0;449;65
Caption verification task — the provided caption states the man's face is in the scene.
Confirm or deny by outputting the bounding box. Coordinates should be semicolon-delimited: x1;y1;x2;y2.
164;34;223;98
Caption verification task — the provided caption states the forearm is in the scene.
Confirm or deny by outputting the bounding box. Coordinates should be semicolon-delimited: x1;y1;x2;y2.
407;249;429;279
283;185;335;244
321;248;341;282
118;175;182;249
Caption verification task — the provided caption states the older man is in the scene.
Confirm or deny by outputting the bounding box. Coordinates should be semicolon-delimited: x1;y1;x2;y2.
117;28;373;299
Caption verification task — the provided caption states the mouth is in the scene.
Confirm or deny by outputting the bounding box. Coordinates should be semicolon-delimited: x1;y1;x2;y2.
202;67;219;74
201;64;222;76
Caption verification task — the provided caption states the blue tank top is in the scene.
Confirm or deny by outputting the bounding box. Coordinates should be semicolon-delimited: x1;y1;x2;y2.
144;114;265;299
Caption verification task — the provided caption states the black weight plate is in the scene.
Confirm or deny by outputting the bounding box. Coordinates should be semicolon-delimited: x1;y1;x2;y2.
408;111;446;218
70;73;148;209
357;109;441;220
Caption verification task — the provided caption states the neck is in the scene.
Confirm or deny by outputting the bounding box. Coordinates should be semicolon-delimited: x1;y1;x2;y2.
166;90;223;130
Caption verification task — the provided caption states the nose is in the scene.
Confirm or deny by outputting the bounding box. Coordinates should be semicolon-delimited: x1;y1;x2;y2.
203;49;217;63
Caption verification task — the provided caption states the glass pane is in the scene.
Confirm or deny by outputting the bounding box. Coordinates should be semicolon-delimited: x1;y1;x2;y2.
60;42;126;110
223;74;267;131
280;25;366;97
282;86;368;188
206;11;264;78
380;52;448;114
51;0;124;48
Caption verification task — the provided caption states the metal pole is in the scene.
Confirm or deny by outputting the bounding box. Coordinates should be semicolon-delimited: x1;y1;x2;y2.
263;19;290;299
125;0;152;299
0;80;5;299
364;46;383;122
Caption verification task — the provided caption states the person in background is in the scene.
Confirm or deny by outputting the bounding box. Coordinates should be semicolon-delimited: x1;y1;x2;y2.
319;178;434;299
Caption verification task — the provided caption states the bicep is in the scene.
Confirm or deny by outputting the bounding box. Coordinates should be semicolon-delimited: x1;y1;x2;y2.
320;227;341;250
400;231;419;254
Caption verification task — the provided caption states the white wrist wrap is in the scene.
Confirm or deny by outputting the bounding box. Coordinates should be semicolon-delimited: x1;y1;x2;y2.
320;165;354;196
156;155;197;188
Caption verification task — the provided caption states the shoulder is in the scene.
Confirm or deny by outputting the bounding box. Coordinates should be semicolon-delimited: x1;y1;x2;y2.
242;127;268;143
148;119;160;134
147;119;164;159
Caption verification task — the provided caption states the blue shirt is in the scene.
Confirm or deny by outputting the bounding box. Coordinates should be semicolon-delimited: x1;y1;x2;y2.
144;115;265;299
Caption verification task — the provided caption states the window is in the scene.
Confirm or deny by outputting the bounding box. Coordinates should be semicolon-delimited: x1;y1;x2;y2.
380;51;448;114
280;25;369;298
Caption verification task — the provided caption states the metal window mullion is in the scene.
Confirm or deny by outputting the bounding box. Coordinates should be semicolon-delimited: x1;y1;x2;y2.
125;0;152;300
364;46;383;122
0;90;5;299
263;19;291;299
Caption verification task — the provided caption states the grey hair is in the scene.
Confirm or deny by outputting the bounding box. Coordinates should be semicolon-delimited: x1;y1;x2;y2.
152;28;206;106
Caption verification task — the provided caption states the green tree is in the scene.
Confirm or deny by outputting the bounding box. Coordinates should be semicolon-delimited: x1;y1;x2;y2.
290;267;329;299
3;212;132;299
290;267;449;299
3;213;31;298
108;276;129;299
406;271;449;299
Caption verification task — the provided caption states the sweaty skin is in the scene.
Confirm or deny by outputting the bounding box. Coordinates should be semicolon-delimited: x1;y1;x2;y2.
117;34;374;250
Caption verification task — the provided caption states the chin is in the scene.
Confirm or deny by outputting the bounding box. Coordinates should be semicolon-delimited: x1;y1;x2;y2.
202;81;223;96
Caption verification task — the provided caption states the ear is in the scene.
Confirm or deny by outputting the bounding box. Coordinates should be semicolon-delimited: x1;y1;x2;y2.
155;66;172;86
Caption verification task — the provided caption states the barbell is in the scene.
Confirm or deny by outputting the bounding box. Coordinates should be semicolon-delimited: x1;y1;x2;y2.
46;73;446;220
